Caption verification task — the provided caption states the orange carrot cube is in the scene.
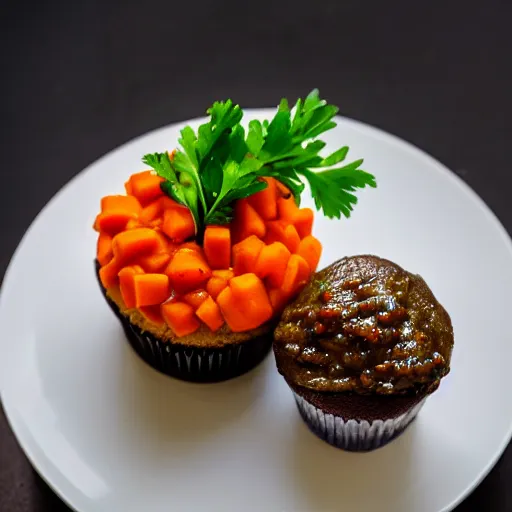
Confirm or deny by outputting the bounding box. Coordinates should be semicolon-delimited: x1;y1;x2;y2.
161;301;200;337
133;273;170;307
118;265;145;308
161;207;195;242
204;225;231;269
165;249;212;294
196;296;224;332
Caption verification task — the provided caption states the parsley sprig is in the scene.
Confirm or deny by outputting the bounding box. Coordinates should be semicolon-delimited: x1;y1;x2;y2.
142;90;376;236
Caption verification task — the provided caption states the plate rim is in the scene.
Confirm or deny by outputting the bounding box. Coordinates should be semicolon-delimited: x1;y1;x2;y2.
1;111;511;512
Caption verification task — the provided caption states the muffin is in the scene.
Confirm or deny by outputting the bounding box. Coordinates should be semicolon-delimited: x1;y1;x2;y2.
94;175;322;381
93;91;376;382
274;255;454;450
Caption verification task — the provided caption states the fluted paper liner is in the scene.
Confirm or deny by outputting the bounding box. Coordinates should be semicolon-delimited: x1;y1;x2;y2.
293;391;426;451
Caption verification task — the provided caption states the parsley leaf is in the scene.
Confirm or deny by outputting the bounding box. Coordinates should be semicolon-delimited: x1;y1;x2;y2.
301;164;377;219
246;120;264;156
142;90;376;238
204;157;264;225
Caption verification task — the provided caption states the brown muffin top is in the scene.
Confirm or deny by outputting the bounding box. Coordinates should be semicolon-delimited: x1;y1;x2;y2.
274;255;454;395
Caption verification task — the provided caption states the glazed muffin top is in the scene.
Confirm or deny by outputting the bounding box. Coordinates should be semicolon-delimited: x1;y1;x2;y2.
274;255;454;395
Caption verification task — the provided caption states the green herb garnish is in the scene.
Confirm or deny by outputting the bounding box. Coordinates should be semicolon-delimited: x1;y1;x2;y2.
143;89;376;236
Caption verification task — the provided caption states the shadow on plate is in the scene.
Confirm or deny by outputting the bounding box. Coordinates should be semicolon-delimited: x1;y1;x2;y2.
286;410;420;511
114;326;272;454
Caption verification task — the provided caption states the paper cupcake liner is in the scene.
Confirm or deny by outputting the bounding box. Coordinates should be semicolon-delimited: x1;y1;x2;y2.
293;391;426;451
120;317;272;382
95;261;272;382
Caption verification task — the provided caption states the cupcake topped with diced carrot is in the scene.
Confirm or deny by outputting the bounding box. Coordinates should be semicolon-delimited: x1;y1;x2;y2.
94;90;376;382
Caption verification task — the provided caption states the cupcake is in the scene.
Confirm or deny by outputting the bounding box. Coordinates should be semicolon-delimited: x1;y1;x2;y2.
93;90;376;382
274;255;454;450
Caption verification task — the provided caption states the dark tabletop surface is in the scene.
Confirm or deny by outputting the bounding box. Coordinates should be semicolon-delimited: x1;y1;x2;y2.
1;0;511;510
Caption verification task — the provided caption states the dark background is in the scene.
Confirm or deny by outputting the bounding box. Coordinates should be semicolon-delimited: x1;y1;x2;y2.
1;0;511;510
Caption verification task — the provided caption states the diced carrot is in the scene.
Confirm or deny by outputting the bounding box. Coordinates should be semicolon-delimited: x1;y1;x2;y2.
277;196;299;222
204;225;231;269
124;180;133;195
96;233;113;266
111;228;160;264
294;208;314;238
153;230;178;255
140;196;183;225
216;288;247;332
196;296;224;332
161;207;196;242
206;276;229;299
231;199;266;243
153;230;168;252
229;273;266;301
297;235;322;272
99;257;123;289
180;241;203;254
212;269;234;280
284;224;301;253
263;220;286;245
264;221;300;252
126;218;143;230
97;195;141;236
149;218;163;228
217;276;273;332
129;171;165;206
118;265;144;308
232;235;265;275
254;242;291;288
138;252;171;273
94;210;137;235
268;287;290;313
101;195;142;214
161;301;200;337
159;196;183;211
248;177;278;220
139;305;166;327
183;289;209;309
281;254;311;297
165;249;212;294
139;199;162;224
133;273;170;307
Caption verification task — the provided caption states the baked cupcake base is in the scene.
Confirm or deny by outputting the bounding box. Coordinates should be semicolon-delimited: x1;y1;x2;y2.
290;383;426;451
95;261;272;382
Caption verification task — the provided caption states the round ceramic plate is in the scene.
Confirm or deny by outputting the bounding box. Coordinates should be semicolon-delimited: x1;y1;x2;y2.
1;111;511;512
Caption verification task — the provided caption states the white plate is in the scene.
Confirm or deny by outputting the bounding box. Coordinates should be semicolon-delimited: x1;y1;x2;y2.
1;111;511;512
